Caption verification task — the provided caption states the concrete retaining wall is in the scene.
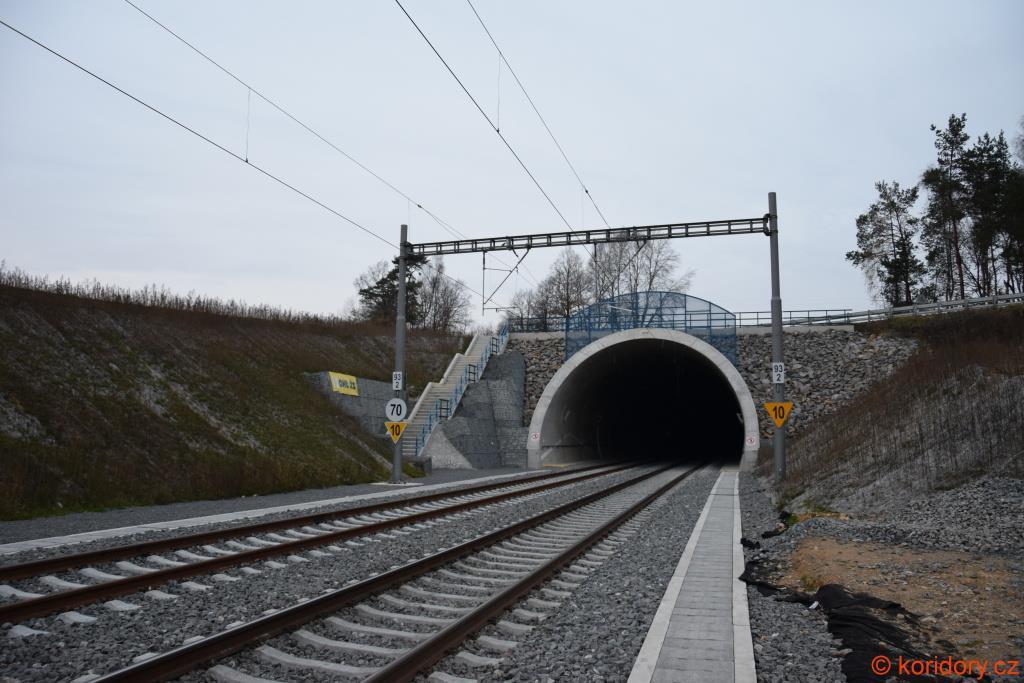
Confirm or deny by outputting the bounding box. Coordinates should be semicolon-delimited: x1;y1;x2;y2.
509;327;917;439
423;351;528;469
308;372;391;442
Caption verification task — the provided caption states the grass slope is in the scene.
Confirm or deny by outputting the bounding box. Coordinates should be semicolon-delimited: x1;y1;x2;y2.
778;304;1024;513
0;286;463;520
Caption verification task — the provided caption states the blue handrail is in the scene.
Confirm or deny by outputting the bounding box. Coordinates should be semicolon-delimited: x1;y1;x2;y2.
411;327;506;458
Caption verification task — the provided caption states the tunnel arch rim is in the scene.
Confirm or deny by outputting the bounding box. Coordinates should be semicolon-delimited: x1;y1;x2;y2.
525;328;759;470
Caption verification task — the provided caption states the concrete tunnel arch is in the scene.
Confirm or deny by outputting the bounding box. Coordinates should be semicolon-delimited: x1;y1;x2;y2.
526;328;759;469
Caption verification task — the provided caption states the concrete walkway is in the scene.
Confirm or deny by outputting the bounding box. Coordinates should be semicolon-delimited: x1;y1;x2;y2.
0;468;553;557
628;469;755;683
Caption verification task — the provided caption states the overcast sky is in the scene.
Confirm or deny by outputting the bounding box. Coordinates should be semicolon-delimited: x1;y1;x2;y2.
2;1;1022;325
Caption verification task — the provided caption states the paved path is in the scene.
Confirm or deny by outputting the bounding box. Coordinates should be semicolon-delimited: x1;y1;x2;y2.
629;468;756;683
0;467;556;556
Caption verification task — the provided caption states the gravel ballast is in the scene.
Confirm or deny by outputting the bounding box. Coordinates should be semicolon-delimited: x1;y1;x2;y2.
186;465;718;683
433;466;721;682
0;467;648;682
740;473;846;683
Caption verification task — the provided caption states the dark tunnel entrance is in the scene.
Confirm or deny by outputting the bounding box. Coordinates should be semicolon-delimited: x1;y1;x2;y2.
526;329;759;468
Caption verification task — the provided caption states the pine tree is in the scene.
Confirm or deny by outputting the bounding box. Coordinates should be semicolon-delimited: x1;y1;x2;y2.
846;181;926;306
355;254;426;324
921;114;970;300
962;132;1013;295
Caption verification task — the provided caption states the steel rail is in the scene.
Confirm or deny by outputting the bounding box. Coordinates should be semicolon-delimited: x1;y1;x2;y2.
0;463;609;582
366;464;700;682
90;464;681;682
0;464;629;623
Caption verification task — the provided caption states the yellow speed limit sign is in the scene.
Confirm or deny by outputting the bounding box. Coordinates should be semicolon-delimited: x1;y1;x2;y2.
385;421;407;443
763;402;793;428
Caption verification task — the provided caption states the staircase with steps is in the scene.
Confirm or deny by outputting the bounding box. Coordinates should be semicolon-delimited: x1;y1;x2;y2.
402;324;508;462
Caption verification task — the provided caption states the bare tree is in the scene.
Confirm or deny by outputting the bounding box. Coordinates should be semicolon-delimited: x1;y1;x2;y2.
353;260;390;297
507;288;535;327
418;261;472;333
506;241;694;330
546;249;590;318
590;240;693;301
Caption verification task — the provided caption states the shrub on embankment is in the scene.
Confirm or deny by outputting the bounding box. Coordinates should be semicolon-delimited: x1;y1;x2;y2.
780;305;1024;514
0;285;463;520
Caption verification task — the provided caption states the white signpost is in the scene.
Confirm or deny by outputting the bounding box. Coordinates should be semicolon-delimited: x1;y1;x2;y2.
392;372;403;391
384;398;408;421
771;362;785;384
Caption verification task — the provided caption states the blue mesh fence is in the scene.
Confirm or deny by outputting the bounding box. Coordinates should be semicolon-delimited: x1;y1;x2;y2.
564;291;737;364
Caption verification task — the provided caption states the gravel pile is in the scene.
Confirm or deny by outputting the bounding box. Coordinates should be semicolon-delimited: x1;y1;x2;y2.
1;468;645;682
510;329;917;437
741;471;1024;683
767;476;1024;560
865;475;1024;557
740;473;846;683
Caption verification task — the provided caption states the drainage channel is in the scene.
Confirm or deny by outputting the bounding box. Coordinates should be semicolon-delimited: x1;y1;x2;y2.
90;463;701;682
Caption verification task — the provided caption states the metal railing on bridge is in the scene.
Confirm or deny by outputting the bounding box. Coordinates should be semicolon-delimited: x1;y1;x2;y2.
506;293;1023;333
562;291;738;363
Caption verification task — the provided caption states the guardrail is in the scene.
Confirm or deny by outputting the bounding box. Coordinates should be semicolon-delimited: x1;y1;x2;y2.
732;309;853;327
506;310;849;331
791;293;1023;325
411;322;509;458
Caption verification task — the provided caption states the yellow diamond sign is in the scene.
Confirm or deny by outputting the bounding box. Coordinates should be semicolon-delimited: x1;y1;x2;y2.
384;421;407;443
763;402;793;428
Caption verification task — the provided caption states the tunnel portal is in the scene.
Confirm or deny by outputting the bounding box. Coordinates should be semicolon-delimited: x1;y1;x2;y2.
526;329;759;468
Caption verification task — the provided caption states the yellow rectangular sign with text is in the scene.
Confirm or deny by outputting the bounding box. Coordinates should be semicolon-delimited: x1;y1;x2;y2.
328;372;359;396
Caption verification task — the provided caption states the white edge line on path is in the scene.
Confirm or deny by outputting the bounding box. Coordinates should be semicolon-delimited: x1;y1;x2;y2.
733;470;757;683
627;468;724;683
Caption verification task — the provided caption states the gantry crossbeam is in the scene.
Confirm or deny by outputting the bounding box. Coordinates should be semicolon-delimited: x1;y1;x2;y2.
408;216;770;256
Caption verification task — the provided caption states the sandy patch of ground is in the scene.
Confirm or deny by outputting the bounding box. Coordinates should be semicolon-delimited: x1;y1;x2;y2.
779;536;1024;664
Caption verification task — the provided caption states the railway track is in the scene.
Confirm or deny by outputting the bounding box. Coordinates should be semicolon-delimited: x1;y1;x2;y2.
85;462;704;682
0;464;629;624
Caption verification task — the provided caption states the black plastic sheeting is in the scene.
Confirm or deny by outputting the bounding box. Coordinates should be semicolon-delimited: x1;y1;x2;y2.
741;552;969;683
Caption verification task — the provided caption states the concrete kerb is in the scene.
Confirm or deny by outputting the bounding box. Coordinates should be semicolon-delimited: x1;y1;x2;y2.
627;468;756;683
525;328;760;470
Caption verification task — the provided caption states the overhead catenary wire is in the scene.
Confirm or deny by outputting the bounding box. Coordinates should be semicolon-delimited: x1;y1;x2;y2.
465;0;612;230
483;248;530;306
120;0;536;289
0;16;487;303
462;0;618;302
393;0;575;233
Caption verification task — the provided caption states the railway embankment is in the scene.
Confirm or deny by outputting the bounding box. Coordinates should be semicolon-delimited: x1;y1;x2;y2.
781;304;1024;512
743;305;1024;683
0;285;463;520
